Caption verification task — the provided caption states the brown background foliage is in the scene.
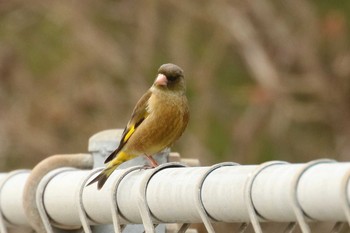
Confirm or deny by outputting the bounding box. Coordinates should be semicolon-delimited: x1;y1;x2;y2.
1;0;350;232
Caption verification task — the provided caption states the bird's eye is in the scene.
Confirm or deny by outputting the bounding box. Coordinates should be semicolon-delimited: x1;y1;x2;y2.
167;75;178;82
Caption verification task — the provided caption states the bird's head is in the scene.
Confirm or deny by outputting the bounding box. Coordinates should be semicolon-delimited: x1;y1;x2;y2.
153;63;186;93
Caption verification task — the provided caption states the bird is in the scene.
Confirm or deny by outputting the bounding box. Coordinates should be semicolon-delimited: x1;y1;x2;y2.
87;63;189;189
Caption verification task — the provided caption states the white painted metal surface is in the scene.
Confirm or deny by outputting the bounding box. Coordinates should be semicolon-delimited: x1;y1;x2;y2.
1;161;350;232
0;171;29;226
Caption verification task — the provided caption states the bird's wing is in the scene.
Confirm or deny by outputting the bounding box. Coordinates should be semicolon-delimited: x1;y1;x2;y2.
104;90;152;163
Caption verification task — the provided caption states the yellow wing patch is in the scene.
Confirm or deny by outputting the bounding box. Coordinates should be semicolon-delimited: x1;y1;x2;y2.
124;125;135;143
104;98;150;164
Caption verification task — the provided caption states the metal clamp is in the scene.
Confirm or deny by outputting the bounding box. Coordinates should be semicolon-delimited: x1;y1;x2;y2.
77;168;104;233
0;170;30;233
290;159;336;233
36;167;76;233
195;162;240;233
110;165;145;233
244;161;289;233
138;163;187;233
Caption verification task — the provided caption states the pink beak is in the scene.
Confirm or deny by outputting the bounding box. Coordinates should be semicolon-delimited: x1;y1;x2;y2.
155;74;168;86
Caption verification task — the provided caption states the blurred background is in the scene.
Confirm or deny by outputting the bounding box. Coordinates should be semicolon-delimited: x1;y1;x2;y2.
1;0;350;171
2;1;350;232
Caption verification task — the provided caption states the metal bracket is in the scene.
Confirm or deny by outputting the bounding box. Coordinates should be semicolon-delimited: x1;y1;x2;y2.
290;159;337;233
244;161;289;233
110;165;145;233
195;162;240;233
77;168;104;233
36;167;77;233
138;163;187;233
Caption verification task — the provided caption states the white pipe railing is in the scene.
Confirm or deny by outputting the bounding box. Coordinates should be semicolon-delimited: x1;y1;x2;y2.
0;130;349;233
1;160;350;233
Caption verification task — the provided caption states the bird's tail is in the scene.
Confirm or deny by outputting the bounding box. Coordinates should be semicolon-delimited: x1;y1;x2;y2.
86;157;125;190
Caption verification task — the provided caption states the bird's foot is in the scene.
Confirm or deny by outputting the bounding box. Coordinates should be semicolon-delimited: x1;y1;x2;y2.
139;164;153;171
144;154;159;168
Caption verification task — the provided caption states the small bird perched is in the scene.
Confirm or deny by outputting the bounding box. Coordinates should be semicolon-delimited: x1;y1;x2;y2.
87;63;189;189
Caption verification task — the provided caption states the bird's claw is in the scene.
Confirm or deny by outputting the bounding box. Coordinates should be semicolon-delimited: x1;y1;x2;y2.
139;164;154;171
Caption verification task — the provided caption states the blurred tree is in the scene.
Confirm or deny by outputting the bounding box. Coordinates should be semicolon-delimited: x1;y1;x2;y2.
2;0;350;232
0;0;350;172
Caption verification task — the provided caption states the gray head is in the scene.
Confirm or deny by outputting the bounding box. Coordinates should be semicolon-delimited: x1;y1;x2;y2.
153;63;185;93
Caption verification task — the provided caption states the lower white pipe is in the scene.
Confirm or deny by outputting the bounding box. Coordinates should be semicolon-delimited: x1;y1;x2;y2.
1;162;350;229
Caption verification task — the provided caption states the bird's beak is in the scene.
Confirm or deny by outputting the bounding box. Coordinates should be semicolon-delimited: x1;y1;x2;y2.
155;74;168;86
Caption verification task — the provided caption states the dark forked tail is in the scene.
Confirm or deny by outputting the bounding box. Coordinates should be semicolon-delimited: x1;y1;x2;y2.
86;161;122;189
